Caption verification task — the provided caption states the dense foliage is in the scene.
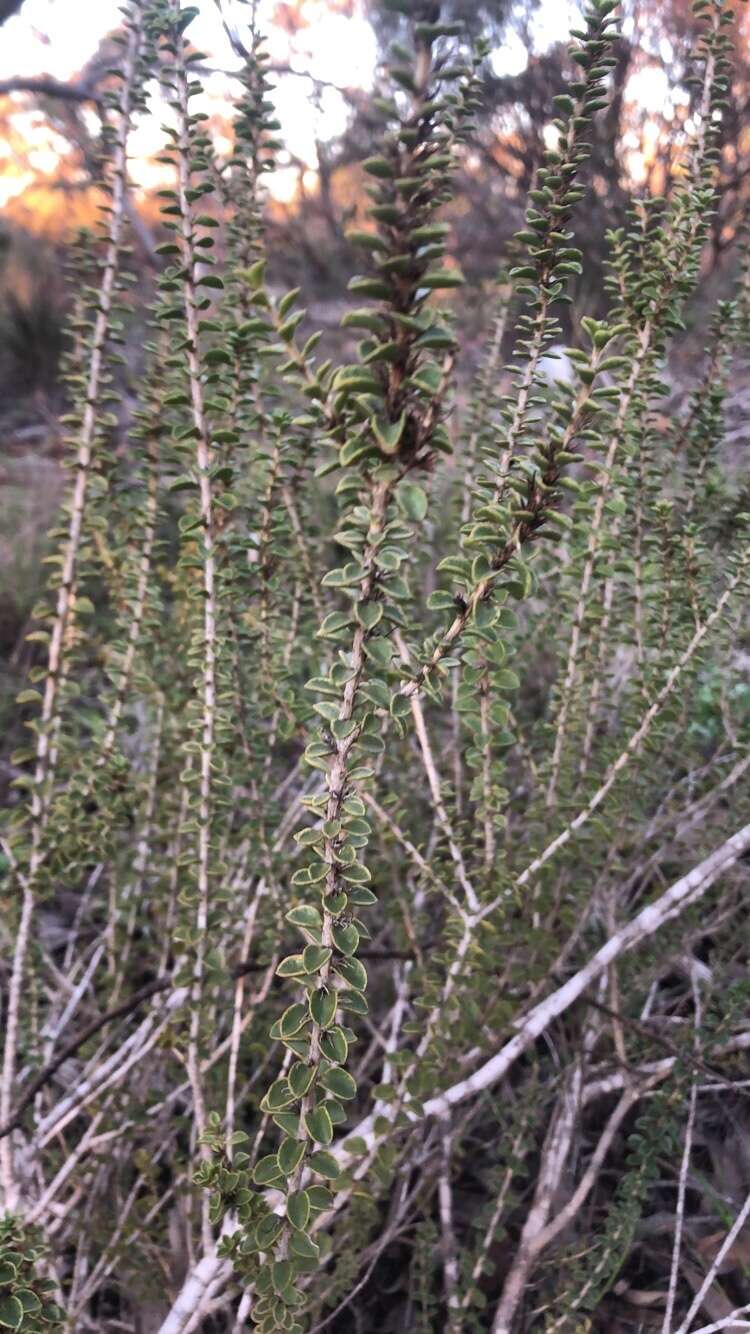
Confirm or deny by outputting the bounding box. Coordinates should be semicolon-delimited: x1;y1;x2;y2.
1;0;749;1330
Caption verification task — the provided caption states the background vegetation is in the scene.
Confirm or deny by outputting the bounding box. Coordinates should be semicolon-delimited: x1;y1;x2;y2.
0;1;749;1331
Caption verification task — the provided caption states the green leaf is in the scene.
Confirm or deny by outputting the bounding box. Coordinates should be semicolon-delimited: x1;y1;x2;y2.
272;1259;293;1296
348;886;378;907
420;268;465;289
176;4;200;32
335;365;380;392
289;1229;319;1259
320;1026;348;1063
287;1189;311;1231
254;1213;284;1250
305;1104;333;1145
318;611;352;638
289;1063;316;1098
410;363;442;394
332;923;359;956
339;436;374;468
307;1185;333;1210
361;678;390;708
397;483;428;522
347;275;391;300
253;1154;283;1185
335;955;368;992
278;1138;306;1175
343;1136;368;1156
0;1297;24;1331
237;259;266;289
341;307;386;334
310;989;338;1028
41;1303;66;1324
273;1112;301;1138
345;228;387;251
357;602;384;632
276;954;308;978
494;668;520;691
302;944;332;973
261;1078;295;1112
371;412;406;455
279;1004;309;1039
411;222;451;242
15;1292;41;1314
364;637;394;670
320;1066;357;1100
278;287;301;317
324;1097;346;1125
308;1150;340;1180
362;156;394;179
286;904;323;931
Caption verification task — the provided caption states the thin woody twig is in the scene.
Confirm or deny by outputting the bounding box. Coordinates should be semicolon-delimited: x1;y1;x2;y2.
0;978;170;1141
674;1191;750;1334
663;973;702;1332
0;75;103;102
343;825;750;1140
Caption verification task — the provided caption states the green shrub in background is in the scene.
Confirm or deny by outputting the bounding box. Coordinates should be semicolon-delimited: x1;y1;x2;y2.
1;0;749;1330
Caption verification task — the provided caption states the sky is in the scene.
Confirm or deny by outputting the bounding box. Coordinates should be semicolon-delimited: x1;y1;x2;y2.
0;0;580;185
0;0;670;210
0;0;581;86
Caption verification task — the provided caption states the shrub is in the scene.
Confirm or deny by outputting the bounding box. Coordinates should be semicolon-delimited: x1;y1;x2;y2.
0;230;69;401
1;0;749;1330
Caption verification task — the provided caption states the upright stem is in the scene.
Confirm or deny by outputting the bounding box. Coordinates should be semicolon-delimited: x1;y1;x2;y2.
169;0;217;1239
546;325;651;806
0;6;144;1210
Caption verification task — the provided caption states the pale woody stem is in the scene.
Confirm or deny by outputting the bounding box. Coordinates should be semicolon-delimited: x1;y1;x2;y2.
0;5;144;1211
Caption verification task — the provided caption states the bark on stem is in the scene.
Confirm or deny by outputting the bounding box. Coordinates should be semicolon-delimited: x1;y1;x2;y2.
169;0;218;1246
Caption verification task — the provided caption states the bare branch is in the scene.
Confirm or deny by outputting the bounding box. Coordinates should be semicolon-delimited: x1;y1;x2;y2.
0;978;170;1141
675;1191;750;1334
421;825;750;1123
0;75;102;103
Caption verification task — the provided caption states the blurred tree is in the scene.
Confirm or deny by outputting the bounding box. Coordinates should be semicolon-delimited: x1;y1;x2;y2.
266;0;631;330
0;0;24;24
1;0;749;357
367;0;517;41
0;31;158;259
266;0;750;340
0;230;68;399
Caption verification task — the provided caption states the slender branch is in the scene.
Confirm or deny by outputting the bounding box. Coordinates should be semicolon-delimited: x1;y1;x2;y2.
492;1060;585;1333
0;979;170;1141
674;1190;750;1334
663;976;703;1333
0;75;103;102
438;1128;461;1331
688;1309;750;1334
343;823;750;1142
396;632;479;914
485;550;749;913
0;6;144;1210
167;0;219;1228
